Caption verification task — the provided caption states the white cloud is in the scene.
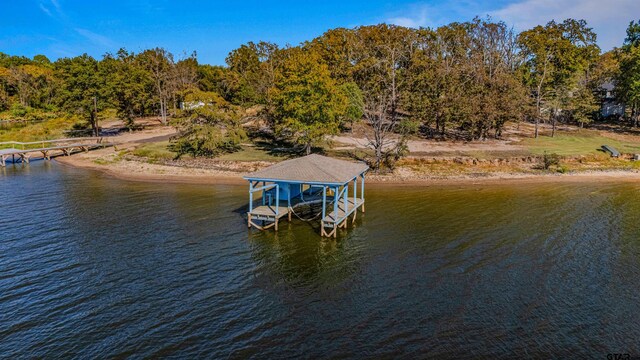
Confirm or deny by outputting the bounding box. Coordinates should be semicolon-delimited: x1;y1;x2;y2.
50;0;62;12
386;1;483;29
74;28;116;48
39;3;52;17
387;7;432;28
387;0;639;50
36;0;116;51
38;0;66;19
491;0;640;50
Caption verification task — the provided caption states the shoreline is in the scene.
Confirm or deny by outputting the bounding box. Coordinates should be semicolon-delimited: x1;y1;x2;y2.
55;155;640;187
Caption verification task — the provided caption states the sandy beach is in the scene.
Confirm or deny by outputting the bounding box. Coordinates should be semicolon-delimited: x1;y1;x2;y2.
46;120;640;187
55;149;640;187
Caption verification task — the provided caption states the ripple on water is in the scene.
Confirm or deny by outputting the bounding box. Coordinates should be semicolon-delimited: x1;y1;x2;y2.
1;163;640;357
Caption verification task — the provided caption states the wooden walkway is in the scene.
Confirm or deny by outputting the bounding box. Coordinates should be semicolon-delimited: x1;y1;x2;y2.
321;198;365;238
0;137;116;166
322;198;364;224
247;205;290;231
247;193;365;237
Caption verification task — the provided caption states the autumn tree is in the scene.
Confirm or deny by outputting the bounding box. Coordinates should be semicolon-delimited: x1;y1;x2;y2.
350;24;414;170
0;65;9;110
465;19;529;139
171;52;199;111
307;28;360;83
138;48;174;125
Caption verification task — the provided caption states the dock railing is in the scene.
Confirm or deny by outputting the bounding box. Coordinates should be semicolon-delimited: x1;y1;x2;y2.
0;137;107;151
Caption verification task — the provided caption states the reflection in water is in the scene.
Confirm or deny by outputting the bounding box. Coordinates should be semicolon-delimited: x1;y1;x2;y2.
1;162;640;358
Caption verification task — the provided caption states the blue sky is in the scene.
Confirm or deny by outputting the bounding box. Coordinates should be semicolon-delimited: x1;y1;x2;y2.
1;0;638;65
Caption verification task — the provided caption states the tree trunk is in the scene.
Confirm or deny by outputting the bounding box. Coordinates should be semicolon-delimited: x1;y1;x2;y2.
92;96;99;137
551;109;556;138
160;98;167;125
90;113;98;137
534;55;549;139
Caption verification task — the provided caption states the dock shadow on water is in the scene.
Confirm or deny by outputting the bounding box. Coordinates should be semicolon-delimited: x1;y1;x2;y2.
1;162;640;358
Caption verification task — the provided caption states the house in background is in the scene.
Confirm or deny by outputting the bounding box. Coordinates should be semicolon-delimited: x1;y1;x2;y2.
599;82;625;119
179;101;206;110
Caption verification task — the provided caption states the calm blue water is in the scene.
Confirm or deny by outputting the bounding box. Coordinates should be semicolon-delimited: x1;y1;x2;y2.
1;161;640;358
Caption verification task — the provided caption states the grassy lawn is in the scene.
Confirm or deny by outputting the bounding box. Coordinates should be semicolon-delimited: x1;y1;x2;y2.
132;141;287;162
521;130;640;156
216;145;288;162
0;116;78;142
132;141;176;161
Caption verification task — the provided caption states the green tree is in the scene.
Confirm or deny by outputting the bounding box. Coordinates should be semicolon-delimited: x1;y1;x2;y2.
519;19;599;137
272;47;347;154
617;20;640;126
198;64;232;100
226;41;281;106
102;49;154;128
624;20;640;48
570;85;599;127
55;54;104;136
339;81;364;131
171;91;246;157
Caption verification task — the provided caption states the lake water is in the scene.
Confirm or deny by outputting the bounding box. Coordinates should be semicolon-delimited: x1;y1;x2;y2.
1;161;640;358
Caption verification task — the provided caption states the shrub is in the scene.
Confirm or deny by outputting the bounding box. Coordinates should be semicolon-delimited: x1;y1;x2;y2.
542;152;561;170
381;137;410;171
10;103;29;118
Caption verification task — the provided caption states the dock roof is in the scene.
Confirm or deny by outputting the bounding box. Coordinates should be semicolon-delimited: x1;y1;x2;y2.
244;154;368;184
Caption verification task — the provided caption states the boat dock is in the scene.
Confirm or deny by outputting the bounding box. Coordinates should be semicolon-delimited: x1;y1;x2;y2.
0;137;116;166
244;154;368;238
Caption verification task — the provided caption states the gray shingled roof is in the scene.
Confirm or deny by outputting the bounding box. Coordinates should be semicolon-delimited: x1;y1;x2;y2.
244;154;368;184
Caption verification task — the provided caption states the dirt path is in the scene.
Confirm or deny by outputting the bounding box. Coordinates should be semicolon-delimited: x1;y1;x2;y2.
331;135;525;154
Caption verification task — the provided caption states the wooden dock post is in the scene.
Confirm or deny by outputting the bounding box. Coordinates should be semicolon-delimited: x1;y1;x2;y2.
19;153;30;164
360;173;365;213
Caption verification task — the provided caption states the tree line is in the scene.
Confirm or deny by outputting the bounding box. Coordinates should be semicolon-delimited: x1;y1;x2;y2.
1;17;639;168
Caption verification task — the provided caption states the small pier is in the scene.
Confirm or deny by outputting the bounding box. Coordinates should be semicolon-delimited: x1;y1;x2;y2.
0;137;115;166
244;154;368;238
